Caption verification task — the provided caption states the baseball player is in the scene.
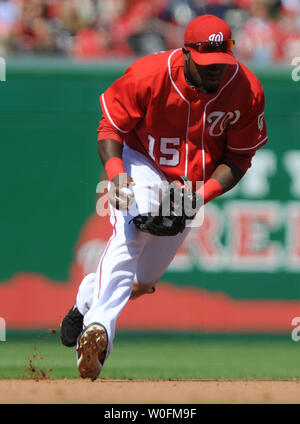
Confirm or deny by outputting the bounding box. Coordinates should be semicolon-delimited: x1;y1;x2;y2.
60;14;268;380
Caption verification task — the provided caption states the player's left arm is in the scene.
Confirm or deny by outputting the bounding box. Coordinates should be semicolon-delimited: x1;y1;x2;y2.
197;85;268;204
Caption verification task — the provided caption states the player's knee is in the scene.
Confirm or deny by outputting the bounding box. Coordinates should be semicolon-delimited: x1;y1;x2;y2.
130;280;157;300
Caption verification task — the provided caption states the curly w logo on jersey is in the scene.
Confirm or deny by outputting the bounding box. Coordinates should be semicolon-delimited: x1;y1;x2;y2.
207;110;241;137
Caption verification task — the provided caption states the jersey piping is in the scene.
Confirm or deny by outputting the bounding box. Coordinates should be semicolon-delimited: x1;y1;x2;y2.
168;49;240;182
167;49;191;178
227;135;268;151
101;93;129;134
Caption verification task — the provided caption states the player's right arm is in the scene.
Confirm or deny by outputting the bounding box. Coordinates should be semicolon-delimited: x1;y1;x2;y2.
98;55;173;209
97;65;146;209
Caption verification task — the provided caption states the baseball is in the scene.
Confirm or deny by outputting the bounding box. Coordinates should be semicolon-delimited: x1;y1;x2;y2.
120;187;134;205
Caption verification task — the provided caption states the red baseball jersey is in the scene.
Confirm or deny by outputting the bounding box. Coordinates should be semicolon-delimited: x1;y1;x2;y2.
98;48;268;184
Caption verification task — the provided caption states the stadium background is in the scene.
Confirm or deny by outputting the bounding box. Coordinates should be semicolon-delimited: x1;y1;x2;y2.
1;0;300;341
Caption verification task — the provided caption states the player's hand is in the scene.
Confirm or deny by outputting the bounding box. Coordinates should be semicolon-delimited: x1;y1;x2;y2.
108;173;136;210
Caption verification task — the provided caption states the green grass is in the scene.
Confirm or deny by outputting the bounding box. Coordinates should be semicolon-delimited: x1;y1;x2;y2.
1;332;300;380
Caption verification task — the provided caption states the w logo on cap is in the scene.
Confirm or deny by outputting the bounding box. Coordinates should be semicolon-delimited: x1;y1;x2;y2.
208;32;224;42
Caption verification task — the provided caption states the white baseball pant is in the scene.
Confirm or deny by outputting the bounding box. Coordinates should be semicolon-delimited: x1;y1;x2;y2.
76;144;191;358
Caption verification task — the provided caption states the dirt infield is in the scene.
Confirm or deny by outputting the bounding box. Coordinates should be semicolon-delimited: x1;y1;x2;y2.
1;380;300;403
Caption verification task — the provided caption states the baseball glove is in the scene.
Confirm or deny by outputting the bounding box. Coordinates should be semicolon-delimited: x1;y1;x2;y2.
131;177;200;236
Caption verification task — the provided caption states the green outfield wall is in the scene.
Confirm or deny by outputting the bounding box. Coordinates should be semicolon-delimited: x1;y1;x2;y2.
1;60;300;331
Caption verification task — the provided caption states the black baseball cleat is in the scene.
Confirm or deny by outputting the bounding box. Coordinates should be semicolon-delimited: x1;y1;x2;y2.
60;305;84;347
76;323;108;381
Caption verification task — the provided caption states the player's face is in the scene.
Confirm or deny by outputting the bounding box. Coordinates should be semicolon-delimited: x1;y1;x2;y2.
183;49;229;94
